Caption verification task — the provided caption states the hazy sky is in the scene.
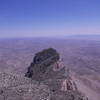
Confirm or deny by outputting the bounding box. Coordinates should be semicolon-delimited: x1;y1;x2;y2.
0;0;100;38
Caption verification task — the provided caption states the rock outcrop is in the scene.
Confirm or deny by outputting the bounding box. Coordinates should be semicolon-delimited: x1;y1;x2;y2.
25;48;60;81
0;48;88;100
25;48;88;100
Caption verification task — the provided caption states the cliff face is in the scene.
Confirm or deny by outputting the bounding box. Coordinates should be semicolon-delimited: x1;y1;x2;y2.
25;48;88;100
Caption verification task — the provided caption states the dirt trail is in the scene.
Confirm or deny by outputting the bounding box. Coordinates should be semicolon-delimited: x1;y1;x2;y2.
72;75;100;100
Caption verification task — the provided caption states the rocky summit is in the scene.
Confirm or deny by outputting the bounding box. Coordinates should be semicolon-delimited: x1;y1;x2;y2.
25;48;88;100
25;48;60;81
0;48;88;100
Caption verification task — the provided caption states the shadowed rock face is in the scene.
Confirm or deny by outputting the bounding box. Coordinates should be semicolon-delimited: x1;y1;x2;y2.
25;48;60;81
34;48;60;64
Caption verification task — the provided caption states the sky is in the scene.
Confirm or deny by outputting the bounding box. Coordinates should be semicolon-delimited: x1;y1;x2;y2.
0;0;100;38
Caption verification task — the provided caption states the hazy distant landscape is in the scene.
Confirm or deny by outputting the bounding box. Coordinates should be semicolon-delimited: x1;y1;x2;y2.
1;0;100;99
0;36;100;100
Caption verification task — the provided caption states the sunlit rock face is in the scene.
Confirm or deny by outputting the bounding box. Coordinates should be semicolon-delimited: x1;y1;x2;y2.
61;79;78;92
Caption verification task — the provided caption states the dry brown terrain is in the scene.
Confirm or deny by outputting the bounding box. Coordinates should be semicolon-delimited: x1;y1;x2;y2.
0;37;100;100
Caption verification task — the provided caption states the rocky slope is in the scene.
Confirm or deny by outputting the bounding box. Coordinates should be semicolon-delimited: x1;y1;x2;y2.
0;48;88;100
0;38;100;100
25;48;88;100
